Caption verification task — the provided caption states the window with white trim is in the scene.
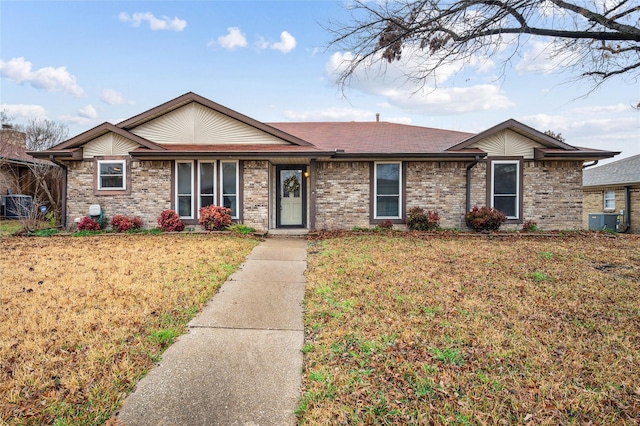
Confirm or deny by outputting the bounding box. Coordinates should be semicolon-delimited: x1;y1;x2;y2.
374;162;401;219
604;190;615;210
221;161;238;219
198;162;216;211
97;160;126;190
491;160;519;219
176;161;194;219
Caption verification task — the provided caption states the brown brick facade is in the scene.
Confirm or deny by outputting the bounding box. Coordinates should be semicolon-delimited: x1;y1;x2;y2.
242;160;269;231
65;160;171;229
314;161;370;230
62;157;587;232
520;160;583;230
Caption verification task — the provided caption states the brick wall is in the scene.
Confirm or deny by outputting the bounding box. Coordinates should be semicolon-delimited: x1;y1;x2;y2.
406;161;470;229
315;161;370;230
242;160;269;231
583;185;640;233
520;161;583;230
0;129;26;147
65;160;171;229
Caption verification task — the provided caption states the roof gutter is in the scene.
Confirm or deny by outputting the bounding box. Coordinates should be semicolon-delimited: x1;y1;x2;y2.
332;152;488;160
130;151;336;160
466;155;481;212
582;160;599;169
620;186;631;233
48;155;68;230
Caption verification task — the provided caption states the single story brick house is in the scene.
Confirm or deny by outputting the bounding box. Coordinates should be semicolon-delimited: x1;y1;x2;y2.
583;154;640;233
30;92;618;232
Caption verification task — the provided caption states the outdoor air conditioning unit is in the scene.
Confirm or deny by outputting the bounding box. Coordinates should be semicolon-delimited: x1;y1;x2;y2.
4;195;32;219
588;213;618;231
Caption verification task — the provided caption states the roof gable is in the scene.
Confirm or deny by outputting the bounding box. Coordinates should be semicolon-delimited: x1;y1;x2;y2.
583;154;640;187
449;119;577;152
118;92;312;147
53;123;163;151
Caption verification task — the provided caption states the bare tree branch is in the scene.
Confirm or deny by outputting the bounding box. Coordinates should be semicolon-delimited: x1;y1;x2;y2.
328;0;640;93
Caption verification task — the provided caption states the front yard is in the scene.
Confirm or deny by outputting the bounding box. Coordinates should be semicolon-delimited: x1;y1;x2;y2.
0;234;258;425
300;234;640;424
1;232;638;425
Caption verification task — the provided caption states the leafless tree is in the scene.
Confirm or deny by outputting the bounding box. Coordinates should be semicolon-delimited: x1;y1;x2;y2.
1;117;66;231
21;119;69;151
328;1;640;93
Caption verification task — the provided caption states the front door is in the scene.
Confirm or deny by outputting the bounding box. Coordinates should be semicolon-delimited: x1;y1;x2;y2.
277;166;305;227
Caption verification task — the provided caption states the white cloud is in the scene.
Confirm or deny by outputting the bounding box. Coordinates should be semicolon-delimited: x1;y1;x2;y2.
0;57;84;96
100;88;133;105
270;31;297;53
0;104;48;121
78;104;97;119
521;104;640;162
283;107;411;124
256;31;297;53
326;51;512;115
119;12;187;31
212;27;248;50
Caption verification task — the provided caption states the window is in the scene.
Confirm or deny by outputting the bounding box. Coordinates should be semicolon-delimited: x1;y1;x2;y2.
221;161;238;218
491;160;520;219
198;162;216;210
604;190;615;210
374;162;401;219
97;160;126;190
176;161;193;218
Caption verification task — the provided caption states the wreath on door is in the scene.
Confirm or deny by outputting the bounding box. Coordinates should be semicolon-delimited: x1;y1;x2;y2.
283;174;300;193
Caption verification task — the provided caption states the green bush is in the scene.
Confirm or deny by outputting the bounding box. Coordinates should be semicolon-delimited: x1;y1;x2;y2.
465;206;506;232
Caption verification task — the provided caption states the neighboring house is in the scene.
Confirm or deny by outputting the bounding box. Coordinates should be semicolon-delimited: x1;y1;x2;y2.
30;92;618;232
583;154;640;233
0;126;60;218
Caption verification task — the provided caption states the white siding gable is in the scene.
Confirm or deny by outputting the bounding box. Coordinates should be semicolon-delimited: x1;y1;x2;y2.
83;133;141;159
129;102;289;145
470;129;544;158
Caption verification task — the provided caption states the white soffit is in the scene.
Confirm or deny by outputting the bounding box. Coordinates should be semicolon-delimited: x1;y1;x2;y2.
471;129;544;158
129;102;289;145
83;133;140;158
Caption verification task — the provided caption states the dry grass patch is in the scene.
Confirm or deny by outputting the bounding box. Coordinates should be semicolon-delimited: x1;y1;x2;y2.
300;234;640;425
0;234;258;425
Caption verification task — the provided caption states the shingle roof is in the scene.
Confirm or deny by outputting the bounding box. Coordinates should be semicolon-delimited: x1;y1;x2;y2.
268;122;473;154
583;154;640;187
1;141;50;165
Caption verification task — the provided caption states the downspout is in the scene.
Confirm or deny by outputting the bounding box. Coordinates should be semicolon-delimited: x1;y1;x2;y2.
49;155;68;230
466;156;481;212
583;160;599;169
621;185;631;233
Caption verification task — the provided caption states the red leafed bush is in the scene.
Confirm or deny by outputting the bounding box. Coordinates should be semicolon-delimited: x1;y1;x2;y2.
198;205;231;231
110;214;143;232
406;207;440;231
157;210;184;232
378;219;394;229
465;206;506;232
77;216;101;231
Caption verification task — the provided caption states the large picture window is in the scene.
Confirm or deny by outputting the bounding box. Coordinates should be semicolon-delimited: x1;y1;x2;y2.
374;162;401;219
97;160;126;190
176;161;194;219
491;160;520;219
175;160;239;220
221;161;238;219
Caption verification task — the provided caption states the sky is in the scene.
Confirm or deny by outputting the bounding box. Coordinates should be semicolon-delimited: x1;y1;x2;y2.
1;1;638;165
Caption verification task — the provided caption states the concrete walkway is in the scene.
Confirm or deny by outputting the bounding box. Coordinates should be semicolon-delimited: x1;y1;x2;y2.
116;238;307;426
